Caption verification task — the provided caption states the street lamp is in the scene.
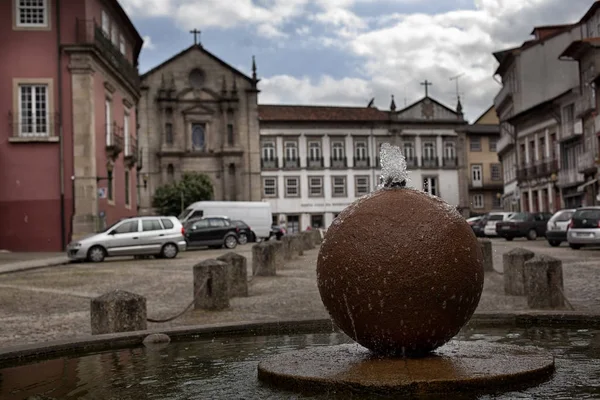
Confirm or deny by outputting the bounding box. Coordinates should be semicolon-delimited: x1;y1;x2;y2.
137;173;148;189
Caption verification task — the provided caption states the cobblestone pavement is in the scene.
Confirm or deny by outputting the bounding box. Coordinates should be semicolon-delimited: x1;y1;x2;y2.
0;239;598;348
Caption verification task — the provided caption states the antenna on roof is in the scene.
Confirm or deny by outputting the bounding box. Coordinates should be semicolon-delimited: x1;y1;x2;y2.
449;73;464;102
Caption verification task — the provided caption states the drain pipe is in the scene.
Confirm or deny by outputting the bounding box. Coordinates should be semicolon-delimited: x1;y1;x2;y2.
56;0;66;250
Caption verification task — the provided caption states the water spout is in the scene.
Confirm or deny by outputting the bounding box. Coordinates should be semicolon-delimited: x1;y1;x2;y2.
377;143;409;189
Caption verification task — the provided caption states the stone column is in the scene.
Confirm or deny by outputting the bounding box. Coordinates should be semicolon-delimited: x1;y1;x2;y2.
524;255;565;309
503;248;535;296
90;290;147;335
69;54;98;239
193;259;230;310
477;238;493;273
217;252;249;298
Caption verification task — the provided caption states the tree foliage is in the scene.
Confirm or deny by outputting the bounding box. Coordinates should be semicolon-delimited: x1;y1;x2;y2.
152;172;213;216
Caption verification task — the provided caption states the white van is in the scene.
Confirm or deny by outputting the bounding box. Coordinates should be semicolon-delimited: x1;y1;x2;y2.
179;201;272;240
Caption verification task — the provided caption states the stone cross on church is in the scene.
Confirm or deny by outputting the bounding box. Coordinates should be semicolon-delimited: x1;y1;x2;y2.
420;80;432;97
190;29;201;45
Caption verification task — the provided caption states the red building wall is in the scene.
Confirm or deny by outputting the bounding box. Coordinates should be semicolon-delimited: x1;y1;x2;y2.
0;0;141;251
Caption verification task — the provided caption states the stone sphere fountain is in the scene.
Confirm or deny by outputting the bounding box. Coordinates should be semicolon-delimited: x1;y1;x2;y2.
257;143;556;396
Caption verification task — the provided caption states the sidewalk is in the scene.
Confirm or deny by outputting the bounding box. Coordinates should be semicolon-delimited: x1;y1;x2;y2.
0;252;69;275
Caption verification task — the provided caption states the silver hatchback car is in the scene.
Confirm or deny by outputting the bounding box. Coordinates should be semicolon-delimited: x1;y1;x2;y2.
67;216;187;262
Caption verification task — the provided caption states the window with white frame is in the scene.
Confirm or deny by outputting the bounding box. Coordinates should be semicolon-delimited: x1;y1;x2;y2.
18;84;49;137
332;141;345;160
105;98;112;146
423;141;436;159
423;176;438;196
124;111;130;155
119;34;126;55
471;165;483;185
443;141;456;159
111;25;118;46
262;141;275;160
308;176;323;197
284;141;298;161
489;137;498;152
285;177;299;197
491;163;502;181
472;194;484;209
16;0;48;27
403;142;414;159
263;177;277;197
355;176;370;196
355;141;368;160
101;10;109;36
332;176;347;197
308;141;321;161
470;137;481;151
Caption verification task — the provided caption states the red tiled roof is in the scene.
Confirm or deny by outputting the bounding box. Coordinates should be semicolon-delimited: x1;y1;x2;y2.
559;37;600;59
258;104;390;122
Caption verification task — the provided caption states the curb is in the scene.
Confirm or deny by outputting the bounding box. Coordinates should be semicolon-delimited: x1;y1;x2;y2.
0;258;70;275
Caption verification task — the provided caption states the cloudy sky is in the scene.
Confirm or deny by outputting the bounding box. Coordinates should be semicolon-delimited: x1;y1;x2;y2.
123;0;594;122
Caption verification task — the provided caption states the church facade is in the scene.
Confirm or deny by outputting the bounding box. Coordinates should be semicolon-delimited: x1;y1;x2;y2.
137;44;262;215
258;95;470;232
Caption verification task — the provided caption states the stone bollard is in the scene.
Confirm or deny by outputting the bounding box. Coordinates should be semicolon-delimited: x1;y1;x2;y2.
90;290;147;335
193;259;229;310
311;229;323;245
217;252;249;298
290;234;304;256
503;248;535;296
524;255;565;309
477;238;493;273
281;235;294;260
252;241;281;276
301;231;315;250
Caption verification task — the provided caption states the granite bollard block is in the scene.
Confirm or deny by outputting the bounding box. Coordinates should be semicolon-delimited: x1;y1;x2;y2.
311;229;323;245
252;241;282;276
301;231;315;250
290;234;304;256
281;235;294;260
193;259;230;310
524;255;565;309
217;252;249;298
90;290;147;335
477;238;493;273
503;248;535;296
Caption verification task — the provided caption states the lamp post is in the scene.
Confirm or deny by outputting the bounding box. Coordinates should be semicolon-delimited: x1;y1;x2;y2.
136;173;148;214
496;192;503;210
550;172;559;212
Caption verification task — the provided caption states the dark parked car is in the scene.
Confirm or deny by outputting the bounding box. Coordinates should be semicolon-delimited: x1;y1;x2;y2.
183;217;239;249
495;212;553;241
231;220;256;244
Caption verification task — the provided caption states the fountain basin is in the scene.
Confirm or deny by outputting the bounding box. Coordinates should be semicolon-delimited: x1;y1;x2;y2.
0;313;599;399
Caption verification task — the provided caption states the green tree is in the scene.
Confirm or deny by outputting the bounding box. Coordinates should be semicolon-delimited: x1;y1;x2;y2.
151;172;213;216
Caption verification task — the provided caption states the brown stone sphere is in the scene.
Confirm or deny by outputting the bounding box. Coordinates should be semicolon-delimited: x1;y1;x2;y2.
317;188;484;357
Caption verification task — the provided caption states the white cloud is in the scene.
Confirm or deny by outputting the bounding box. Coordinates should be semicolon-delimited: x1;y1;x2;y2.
142;35;155;50
124;0;595;120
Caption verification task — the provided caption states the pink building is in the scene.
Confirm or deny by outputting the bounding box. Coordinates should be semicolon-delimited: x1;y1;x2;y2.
0;0;143;251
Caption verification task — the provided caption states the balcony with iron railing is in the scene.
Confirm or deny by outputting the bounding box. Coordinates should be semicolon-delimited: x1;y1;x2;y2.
75;19;140;90
261;157;278;170
560;120;583;142
558;168;585;187
283;157;300;169
442;157;458;168
575;94;596;118
421;156;439;169
7;111;60;141
493;84;513;112
124;141;138;168
330;157;347;169
578;150;599;174
306;157;324;169
406;157;418;168
105;122;124;159
353;157;370;168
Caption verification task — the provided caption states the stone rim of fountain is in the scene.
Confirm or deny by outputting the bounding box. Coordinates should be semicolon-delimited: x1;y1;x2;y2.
1;313;599;369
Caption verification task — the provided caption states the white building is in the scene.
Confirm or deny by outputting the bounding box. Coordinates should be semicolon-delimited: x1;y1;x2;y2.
258;96;469;232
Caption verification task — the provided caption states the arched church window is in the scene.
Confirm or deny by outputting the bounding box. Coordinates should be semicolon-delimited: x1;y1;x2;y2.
191;123;205;151
167;164;174;181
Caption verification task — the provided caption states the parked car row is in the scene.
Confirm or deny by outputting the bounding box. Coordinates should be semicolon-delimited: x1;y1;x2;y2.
468;206;600;249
